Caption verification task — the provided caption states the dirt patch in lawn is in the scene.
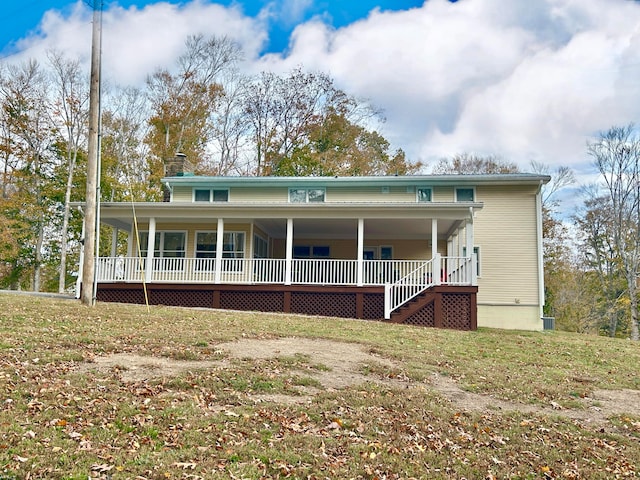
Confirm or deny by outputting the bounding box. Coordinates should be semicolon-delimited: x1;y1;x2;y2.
81;337;640;429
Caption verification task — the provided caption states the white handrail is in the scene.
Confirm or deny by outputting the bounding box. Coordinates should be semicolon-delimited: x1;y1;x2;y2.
384;255;475;319
384;255;438;319
95;256;475;292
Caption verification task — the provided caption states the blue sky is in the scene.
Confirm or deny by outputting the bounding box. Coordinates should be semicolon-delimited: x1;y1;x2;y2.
1;0;640;210
3;0;432;55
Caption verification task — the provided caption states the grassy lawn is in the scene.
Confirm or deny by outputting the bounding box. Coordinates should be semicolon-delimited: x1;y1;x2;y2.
1;293;639;479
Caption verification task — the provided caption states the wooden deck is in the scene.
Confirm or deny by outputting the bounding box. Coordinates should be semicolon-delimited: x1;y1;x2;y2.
96;283;478;330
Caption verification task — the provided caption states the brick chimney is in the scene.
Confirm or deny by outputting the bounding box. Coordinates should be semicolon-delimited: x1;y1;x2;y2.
164;152;193;177
163;153;194;201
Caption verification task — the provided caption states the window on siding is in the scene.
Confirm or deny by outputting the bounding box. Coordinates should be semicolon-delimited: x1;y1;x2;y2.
253;234;268;259
380;246;393;260
289;188;325;203
139;231;186;270
194;189;210;202
213;189;229;201
139;232;186;258
417;187;432;202
194;189;229;202
195;231;245;258
455;187;475;202
293;245;330;258
195;232;217;259
195;231;245;271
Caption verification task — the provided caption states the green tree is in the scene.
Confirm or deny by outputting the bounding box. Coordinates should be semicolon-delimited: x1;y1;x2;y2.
573;191;628;335
0;60;57;291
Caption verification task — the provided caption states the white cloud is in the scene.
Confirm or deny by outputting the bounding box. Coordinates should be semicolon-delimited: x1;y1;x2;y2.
259;0;640;170
8;0;268;85
4;0;640;175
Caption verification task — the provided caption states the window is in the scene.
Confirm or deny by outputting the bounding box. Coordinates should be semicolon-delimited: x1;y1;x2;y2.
380;246;393;260
213;189;229;202
139;232;186;258
195;232;217;259
253;234;268;259
195;231;245;258
455;187;475;202
293;245;330;258
194;189;210;202
139;231;186;270
289;188;325;203
417;187;432;202
195;231;245;271
194;188;229;202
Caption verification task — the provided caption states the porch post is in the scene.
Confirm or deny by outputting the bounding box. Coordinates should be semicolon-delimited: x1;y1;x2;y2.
285;218;293;285
466;214;475;286
110;228;118;257
215;218;224;284
431;218;438;258
357;218;364;286
127;226;134;257
145;217;156;283
465;218;474;258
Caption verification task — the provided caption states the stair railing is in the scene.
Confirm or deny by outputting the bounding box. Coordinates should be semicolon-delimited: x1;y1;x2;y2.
384;254;440;319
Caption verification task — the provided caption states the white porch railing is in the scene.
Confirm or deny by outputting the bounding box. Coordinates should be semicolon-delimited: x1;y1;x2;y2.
96;257;465;286
383;254;477;319
96;255;476;319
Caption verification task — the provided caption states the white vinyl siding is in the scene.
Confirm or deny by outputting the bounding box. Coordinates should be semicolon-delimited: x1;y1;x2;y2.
232;187;288;202
327;186;414;202
473;185;539;306
172;186;192;202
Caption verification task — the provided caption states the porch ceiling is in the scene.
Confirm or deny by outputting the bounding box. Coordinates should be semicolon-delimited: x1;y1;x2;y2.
96;201;477;240
254;217;460;240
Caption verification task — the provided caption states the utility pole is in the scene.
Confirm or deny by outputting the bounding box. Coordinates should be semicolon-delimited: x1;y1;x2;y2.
81;1;102;306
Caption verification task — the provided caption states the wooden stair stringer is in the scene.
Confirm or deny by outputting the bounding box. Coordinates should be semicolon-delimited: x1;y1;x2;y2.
389;288;436;324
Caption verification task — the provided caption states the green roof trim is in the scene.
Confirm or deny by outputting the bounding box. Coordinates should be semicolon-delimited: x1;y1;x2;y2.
163;174;551;188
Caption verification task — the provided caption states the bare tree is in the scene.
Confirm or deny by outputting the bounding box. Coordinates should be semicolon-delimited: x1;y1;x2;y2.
145;35;240;189
47;51;89;293
101;85;151;201
207;69;252;175
587;125;640;340
433;153;519;174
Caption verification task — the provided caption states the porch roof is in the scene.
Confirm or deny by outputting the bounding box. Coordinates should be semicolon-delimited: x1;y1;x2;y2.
162;173;551;188
96;201;481;240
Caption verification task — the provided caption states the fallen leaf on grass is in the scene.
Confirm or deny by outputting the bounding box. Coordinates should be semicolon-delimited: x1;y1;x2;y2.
91;464;114;473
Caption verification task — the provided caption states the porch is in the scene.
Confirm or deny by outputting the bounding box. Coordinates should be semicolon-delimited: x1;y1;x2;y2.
94;255;477;328
87;197;481;328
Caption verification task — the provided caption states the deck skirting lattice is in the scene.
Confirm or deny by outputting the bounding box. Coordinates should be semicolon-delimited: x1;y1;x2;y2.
95;283;476;330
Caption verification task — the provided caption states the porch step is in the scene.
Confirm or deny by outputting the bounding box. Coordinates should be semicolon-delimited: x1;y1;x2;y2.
389;288;436;324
